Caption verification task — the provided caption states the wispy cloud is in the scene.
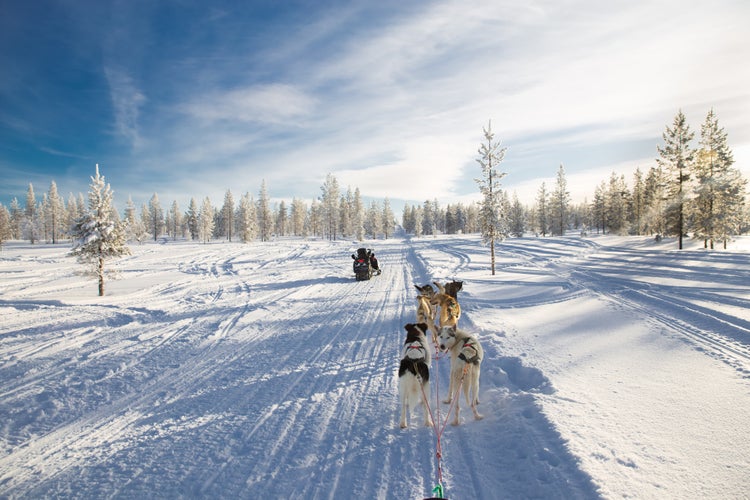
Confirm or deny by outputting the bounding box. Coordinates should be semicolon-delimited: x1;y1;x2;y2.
182;84;316;125
104;66;146;149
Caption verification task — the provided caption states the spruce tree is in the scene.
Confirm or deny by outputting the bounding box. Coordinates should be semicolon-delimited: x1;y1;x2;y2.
657;110;694;249
474;120;508;275
551;164;571;236
693;109;740;248
70;165;130;296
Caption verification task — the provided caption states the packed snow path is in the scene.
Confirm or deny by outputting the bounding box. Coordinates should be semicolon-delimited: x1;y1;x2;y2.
1;235;748;498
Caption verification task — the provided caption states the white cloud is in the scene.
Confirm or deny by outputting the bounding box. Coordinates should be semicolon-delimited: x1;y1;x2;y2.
104;67;146;149
183;84;315;125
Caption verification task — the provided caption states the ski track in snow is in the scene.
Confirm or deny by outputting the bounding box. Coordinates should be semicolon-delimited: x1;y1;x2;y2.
1;235;749;498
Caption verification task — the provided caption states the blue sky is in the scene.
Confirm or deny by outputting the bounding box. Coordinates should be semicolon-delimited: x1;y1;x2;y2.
1;0;749;213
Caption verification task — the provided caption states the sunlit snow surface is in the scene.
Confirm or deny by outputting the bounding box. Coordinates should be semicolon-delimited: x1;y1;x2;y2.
1;234;749;499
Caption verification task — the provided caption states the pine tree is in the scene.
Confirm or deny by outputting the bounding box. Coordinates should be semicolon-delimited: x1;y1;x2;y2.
550;164;571;236
257;180;272;242
474;120;508;275
168;200;182;240
24;184;39;244
320;174;340;240
9;198;22;239
289;197;307;237
147;194;164;241
657;110;694;249
631;168;646;235
0;204;11;247
221;190;235;241
535;182;549;236
70;165;130;296
692;109;740;249
186;198;199;241
509;192;526;237
199;197;214;243
237;192;258;242
46;181;64;243
382;198;395;239
605;173;630;235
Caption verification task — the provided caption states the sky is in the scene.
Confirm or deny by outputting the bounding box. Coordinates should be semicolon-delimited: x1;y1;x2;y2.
1;0;749;213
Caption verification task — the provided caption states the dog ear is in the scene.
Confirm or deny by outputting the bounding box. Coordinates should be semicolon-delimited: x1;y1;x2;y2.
416;322;428;333
404;323;415;333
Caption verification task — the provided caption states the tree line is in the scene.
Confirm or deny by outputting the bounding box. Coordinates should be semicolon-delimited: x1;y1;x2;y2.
1;109;747;252
401;109;748;250
0;173;398;247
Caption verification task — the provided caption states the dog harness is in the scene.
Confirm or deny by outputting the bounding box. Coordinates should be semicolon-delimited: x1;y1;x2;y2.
404;341;427;362
458;340;480;365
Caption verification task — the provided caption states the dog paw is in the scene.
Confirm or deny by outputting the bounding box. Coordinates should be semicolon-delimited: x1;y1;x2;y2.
425;420;434;428
474;413;484;421
451;419;460;426
399;422;407;429
442;398;452;404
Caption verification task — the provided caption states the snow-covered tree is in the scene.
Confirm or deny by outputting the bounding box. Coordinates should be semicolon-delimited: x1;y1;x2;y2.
509;192;526;237
70;165;130;296
276;199;288;237
198;197;214;243
692;109;744;249
382;198;395;239
534;182;549;236
657;110;694;249
148;193;164;241
550;164;571;236
186;197;199;241
24;183;39;244
631;168;646;235
475;120;508;275
0;204;11;248
45;181;65;243
9;198;22;240
237;192;258;242
605;172;630;235
220;190;235;241
290;197;307;237
365;200;382;239
307;198;323;238
257;180;272;242
320;173;340;240
167;200;182;240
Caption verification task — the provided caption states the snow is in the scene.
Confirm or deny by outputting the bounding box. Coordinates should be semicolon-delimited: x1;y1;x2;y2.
1;234;749;499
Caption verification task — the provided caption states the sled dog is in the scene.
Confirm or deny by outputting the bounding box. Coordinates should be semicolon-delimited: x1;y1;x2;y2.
437;325;483;425
431;282;461;329
414;283;436;300
415;295;438;343
441;280;463;300
398;323;434;429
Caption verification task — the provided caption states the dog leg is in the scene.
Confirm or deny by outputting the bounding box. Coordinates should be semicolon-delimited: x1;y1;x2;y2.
399;388;408;428
470;368;483;420
399;405;407;429
451;368;463;426
443;373;454;404
422;384;434;427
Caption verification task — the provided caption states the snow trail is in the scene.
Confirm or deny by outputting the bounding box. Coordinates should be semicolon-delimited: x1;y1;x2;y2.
2;235;748;498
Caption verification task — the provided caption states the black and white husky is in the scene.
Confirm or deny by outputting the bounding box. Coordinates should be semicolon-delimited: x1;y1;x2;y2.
398;322;434;429
437;325;484;426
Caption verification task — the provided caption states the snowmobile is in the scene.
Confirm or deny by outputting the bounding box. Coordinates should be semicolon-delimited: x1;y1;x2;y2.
351;247;379;281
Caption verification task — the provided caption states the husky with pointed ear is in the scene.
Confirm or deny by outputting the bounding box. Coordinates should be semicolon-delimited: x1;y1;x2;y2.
398;323;434;429
431;282;461;329
437;325;483;426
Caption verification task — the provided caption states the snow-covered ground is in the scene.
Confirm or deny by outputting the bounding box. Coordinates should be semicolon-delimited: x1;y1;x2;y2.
1;234;749;499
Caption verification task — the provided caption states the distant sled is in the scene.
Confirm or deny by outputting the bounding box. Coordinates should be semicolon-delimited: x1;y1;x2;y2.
351;247;380;280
